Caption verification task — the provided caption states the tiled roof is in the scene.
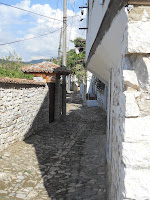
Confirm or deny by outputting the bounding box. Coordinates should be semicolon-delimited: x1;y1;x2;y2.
0;77;46;86
21;62;60;73
21;62;71;75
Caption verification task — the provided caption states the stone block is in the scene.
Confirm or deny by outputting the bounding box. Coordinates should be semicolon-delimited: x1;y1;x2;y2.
137;93;150;115
128;6;150;22
124;91;140;117
122;141;150;168
124;168;150;200
124;117;150;143
123;70;139;90
128;21;150;54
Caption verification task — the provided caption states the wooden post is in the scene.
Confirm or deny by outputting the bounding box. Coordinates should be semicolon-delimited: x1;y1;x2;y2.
62;75;66;119
54;75;61;121
48;83;55;123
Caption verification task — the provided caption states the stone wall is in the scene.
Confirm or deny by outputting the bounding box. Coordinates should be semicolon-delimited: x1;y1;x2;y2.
0;78;49;152
107;5;150;200
122;54;150;200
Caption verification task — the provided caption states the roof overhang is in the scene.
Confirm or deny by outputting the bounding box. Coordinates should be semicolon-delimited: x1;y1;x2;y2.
86;0;150;83
86;0;127;70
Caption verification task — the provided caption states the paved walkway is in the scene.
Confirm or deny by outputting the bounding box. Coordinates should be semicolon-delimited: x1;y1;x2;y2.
0;93;107;200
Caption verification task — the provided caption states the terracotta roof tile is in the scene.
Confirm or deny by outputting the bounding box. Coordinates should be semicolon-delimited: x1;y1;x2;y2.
0;77;46;86
21;62;60;73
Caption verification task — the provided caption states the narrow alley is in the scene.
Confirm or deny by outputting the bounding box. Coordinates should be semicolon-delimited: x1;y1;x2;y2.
0;92;106;200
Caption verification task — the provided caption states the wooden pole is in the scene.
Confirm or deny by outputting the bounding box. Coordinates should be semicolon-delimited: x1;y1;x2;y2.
48;83;55;123
58;27;63;65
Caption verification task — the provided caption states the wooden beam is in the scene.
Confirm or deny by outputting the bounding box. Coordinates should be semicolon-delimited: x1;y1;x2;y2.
48;83;55;123
128;0;150;5
79;6;88;8
79;28;88;30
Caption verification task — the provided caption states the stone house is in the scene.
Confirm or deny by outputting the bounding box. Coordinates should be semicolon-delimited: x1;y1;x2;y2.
86;0;150;199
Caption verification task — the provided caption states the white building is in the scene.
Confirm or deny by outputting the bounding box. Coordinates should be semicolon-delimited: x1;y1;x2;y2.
86;0;150;199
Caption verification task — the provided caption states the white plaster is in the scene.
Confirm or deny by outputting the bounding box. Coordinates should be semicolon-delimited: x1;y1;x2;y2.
86;100;99;107
86;8;128;83
86;0;110;58
86;71;93;94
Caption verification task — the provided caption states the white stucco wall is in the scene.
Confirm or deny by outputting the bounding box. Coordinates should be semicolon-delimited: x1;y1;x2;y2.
86;71;93;94
86;0;110;58
86;8;128;83
97;85;107;111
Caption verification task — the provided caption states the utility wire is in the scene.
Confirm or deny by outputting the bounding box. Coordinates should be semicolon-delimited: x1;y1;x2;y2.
0;2;63;22
0;28;61;46
0;2;81;21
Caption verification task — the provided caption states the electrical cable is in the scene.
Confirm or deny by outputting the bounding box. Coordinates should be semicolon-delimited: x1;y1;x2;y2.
0;28;62;46
0;2;63;22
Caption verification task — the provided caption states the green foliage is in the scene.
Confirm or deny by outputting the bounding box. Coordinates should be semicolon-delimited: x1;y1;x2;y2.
71;37;86;48
0;67;33;79
67;49;85;69
0;51;33;79
48;57;58;65
67;37;86;83
72;64;87;84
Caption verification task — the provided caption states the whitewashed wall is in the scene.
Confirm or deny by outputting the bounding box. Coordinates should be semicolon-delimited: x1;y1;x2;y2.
86;0;110;58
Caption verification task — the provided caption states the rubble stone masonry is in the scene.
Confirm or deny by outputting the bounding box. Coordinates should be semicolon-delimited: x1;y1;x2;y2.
0;79;49;152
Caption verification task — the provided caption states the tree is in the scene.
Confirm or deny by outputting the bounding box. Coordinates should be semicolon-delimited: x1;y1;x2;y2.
1;51;22;70
0;51;33;79
66;37;86;83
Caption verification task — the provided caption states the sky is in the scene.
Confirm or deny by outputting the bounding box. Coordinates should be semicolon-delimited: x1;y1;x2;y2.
0;0;87;61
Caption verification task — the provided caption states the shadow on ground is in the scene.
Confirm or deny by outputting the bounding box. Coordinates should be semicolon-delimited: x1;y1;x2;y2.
23;92;107;200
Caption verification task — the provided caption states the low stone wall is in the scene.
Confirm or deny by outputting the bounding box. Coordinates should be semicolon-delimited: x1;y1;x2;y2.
0;77;49;151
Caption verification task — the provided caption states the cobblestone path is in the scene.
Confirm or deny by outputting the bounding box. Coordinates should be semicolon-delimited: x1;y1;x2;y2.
0;93;107;200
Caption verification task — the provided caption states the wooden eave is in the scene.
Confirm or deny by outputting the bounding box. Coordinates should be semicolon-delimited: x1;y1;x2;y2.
128;0;150;5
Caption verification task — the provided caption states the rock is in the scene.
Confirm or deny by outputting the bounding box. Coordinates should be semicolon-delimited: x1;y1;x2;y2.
0;190;7;194
128;21;150;54
124;168;150;200
17;176;24;180
122;141;150;168
124;117;150;143
27;190;38;198
137;93;150;115
0;172;7;181
124;91;140;117
16;192;26;199
123;70;139;90
134;56;150;91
